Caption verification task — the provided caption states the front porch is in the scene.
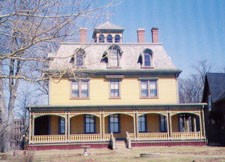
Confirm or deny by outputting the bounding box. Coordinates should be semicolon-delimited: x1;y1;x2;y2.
28;104;207;148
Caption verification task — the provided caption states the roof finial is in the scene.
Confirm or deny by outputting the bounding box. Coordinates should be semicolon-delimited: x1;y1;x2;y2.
106;11;110;22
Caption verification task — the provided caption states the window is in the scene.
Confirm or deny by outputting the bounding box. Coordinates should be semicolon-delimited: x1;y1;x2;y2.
138;115;146;132
143;49;153;67
110;80;120;98
109;114;120;133
59;117;65;134
71;80;89;98
208;95;212;111
140;80;157;98
108;45;121;68
99;34;104;43
115;35;120;43
70;49;85;67
178;114;185;132
85;115;95;133
160;115;167;132
107;34;112;43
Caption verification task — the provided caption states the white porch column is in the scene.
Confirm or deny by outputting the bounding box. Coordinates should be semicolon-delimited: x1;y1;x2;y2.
68;113;70;142
65;113;68;142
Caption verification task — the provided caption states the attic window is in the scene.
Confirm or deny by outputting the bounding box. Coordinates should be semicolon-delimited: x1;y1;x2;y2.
70;48;85;67
138;49;153;68
144;49;152;67
107;45;122;68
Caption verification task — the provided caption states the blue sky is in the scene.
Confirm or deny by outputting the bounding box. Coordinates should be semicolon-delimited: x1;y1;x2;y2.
98;0;225;78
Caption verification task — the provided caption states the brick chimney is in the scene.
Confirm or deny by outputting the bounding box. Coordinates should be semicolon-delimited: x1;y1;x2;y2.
151;27;159;43
137;29;145;43
80;28;87;43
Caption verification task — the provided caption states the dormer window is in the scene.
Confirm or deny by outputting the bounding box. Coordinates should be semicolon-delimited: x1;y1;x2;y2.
107;45;122;68
99;34;105;43
115;35;120;43
143;49;152;67
137;49;154;68
107;35;113;43
70;49;85;68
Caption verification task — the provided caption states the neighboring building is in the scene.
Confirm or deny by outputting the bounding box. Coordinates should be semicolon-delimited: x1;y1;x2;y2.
27;21;207;150
202;73;225;146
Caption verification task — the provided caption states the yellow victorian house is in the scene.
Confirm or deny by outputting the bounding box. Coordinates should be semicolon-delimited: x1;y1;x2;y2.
27;22;206;150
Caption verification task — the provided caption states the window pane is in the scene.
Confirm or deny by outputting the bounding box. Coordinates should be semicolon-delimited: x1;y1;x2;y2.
138;115;146;132
99;34;104;43
85;115;95;133
144;54;151;66
141;81;148;97
150;80;157;97
72;90;79;97
72;81;78;89
110;81;119;97
76;54;83;66
109;114;119;133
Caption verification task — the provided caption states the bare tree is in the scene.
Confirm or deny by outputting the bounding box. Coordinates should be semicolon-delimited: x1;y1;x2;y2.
0;0;114;152
179;60;214;103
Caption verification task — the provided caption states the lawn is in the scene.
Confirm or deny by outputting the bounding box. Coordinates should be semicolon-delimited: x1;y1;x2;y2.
1;146;225;162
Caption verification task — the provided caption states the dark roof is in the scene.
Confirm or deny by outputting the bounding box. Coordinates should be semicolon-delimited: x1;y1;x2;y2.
206;73;225;103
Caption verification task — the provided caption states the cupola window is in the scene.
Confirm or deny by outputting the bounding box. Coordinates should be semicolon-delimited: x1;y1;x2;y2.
107;34;113;43
115;35;120;43
99;34;105;43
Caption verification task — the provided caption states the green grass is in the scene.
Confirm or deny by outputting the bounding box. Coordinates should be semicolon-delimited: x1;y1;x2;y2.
2;146;225;162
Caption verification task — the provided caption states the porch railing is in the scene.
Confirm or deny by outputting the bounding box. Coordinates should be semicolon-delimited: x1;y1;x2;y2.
138;132;168;140
32;135;65;143
104;133;112;141
69;134;101;141
171;132;201;139
31;132;202;143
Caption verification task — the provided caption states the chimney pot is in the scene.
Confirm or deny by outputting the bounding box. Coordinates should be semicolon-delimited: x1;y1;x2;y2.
80;28;87;43
151;27;159;43
137;29;145;43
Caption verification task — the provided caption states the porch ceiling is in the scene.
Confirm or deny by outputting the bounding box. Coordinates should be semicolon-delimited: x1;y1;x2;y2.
27;103;207;112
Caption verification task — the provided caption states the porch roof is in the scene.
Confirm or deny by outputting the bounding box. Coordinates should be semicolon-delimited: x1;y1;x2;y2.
27;103;207;112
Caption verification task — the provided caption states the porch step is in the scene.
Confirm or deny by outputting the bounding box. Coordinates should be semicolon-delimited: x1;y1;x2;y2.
115;140;127;150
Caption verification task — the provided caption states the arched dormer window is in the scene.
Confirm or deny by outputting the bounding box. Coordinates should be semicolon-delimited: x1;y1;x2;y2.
115;35;120;43
70;48;85;68
99;34;104;43
107;45;122;68
107;34;112;43
143;49;153;67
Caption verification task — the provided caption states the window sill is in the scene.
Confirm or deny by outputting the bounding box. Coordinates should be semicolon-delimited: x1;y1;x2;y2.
109;97;121;99
141;66;154;69
140;96;158;99
70;97;90;100
107;67;121;69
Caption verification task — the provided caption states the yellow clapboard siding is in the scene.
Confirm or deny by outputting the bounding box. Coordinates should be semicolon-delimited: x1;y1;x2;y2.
49;77;178;105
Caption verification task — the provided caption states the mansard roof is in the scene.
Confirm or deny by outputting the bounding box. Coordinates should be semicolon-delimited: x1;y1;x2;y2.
205;73;225;103
48;43;179;74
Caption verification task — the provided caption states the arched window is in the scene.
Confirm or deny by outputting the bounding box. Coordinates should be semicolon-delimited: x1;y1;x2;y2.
143;49;153;67
108;45;122;68
99;34;104;43
107;34;112;43
115;35;120;43
70;49;85;67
